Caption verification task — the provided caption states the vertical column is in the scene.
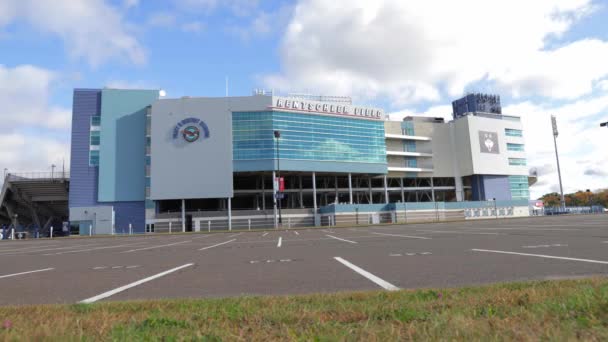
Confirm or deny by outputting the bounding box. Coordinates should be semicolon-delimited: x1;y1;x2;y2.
261;174;266;210
299;175;304;208
227;198;232;231
334;175;338;204
383;175;389;204
348;173;353;204
455;176;464;201
181;199;186;233
368;177;373;204
400;178;405;203
431;177;436;202
312;172;317;210
273;170;278;229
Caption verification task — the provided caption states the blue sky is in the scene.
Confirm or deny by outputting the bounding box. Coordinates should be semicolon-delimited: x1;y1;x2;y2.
1;0;607;198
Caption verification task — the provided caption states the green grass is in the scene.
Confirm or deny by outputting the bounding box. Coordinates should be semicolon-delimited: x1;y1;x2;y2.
1;278;608;341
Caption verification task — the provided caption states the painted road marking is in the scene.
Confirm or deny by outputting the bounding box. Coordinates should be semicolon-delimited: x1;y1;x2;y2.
522;244;568;248
250;259;292;264
294;231;299;236
0;243;103;256
199;239;236;251
371;232;430;240
472;249;608;265
122;240;191;253
390;253;402;257
0;268;54;279
277;237;282;247
334;257;399;291
262;232;269;237
93;267;107;270
326;235;357;244
417;230;500;235
79;263;194;304
228;233;242;238
111;266;123;269
45;243;146;256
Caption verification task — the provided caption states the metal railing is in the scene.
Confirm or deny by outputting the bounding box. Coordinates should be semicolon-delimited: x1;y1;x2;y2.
5;171;70;181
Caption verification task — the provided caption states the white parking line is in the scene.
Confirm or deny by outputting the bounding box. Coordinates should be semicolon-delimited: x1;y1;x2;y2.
0;243;103;256
228;233;242;238
370;232;430;240
294;231;299;236
199;239;236;251
326;235;357;244
0;268;54;279
262;232;269;237
334;257;399;291
79;263;194;304
277;237;282;247
46;242;147;256
417;230;500;235
122;240;191;253
471;249;608;265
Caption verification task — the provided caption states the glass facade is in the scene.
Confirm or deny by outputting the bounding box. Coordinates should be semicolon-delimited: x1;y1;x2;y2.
233;111;386;164
509;175;530;200
404;140;416;152
508;158;527;166
505;128;523;137
401;121;415;135
89;150;99;166
507;143;524;151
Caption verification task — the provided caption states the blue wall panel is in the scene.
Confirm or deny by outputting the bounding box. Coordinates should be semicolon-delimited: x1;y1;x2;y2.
471;175;511;201
98;89;158;202
69;89;101;208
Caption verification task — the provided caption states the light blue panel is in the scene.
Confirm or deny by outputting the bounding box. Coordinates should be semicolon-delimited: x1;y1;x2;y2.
98;89;158;202
233;160;387;174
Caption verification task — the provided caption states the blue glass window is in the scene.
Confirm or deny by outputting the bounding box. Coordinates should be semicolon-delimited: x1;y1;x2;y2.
507;143;524;151
505;128;523;137
89;150;99;166
508;158;527;166
401;121;415;135
404;140;416;152
406;157;417;168
232;111;386;164
91;116;101;127
90;130;100;146
509;175;529;200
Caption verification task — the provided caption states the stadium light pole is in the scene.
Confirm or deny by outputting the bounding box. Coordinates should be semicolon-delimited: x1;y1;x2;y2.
3;168;7;179
274;130;282;225
551;115;566;210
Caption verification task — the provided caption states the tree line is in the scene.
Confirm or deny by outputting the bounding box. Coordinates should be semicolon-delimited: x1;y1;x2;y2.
539;189;608;208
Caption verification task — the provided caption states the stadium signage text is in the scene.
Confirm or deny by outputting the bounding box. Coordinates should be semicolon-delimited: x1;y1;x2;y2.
274;98;383;119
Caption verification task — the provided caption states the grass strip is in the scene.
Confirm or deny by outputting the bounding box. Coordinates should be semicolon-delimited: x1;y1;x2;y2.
1;277;607;341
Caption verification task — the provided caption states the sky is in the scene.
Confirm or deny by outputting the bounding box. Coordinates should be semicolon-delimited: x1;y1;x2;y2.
0;0;607;199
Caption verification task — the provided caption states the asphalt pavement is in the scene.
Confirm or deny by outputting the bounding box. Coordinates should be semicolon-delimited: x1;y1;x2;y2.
0;214;607;306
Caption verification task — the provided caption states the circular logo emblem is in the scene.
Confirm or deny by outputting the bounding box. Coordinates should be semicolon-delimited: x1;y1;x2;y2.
182;126;200;143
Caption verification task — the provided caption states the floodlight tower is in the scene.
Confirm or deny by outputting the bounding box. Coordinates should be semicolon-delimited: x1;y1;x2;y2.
551;115;566;210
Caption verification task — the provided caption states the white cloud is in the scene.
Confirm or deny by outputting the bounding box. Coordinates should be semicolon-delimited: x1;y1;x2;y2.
503;97;608;198
264;0;605;105
0;65;71;130
104;79;159;90
0;0;145;66
0;65;71;175
123;0;139;9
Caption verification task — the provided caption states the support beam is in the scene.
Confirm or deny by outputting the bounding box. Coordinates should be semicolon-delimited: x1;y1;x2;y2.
368;177;373;204
430;177;436;202
299;175;303;208
383;175;389;204
400;178;405;203
261;175;266;210
312;172;317;210
272;170;277;229
348;173;353;204
181;199;186;233
227;198;232;231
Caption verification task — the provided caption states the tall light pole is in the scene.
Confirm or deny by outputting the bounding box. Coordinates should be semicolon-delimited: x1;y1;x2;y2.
274;130;283;225
551;115;565;210
3;168;7;179
51;164;56;180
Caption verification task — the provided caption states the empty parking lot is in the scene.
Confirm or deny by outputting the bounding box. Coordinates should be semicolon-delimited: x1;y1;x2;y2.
0;214;607;306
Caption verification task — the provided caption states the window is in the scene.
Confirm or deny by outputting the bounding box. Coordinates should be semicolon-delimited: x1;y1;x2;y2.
508;158;527;166
401;121;415;136
507;143;524;151
404;140;416;152
505;128;523;137
509;175;529;200
90;130;100;146
406;157;417;168
91;116;101;127
89;150;99;166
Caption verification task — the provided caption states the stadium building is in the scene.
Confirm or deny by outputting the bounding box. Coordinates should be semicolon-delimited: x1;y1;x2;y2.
67;89;531;234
